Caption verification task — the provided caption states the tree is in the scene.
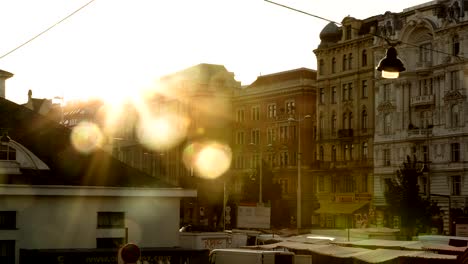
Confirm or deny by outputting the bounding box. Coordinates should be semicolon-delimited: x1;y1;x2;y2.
384;156;439;240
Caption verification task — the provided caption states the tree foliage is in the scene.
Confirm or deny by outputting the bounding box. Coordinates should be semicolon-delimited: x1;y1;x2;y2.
384;157;440;239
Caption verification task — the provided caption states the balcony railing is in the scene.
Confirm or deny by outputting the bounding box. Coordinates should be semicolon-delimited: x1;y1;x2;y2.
410;94;434;106
407;127;432;138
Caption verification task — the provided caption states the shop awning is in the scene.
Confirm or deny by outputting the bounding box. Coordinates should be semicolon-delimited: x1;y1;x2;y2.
315;202;369;215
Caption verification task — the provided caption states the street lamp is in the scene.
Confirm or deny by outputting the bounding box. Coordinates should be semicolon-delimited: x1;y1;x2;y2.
288;114;311;230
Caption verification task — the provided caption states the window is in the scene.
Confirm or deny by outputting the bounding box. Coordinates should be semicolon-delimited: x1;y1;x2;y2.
267;153;276;167
235;155;245;169
348;53;353;70
384;113;391;134
319;146;324;160
383;84;391;101
419;78;433;95
331;145;337;161
267;104;277;118
236;109;245;122
451;143;460;162
97;212;125;228
361;110;368;130
420;111;432;128
0;146;16;161
451;175;461;195
451;104;460;127
267;127;276;144
349;112;353;129
319;88;325;104
362;50;367;67
251;106;260;120
450;71;458;90
331;113;337;134
362;80;368;98
343;175;355;193
331;57;336;73
319;59;325;75
343;113;347;129
319;114;324;138
362;142;368;160
383;149;391;166
252;154;260;168
419;42;432;63
236;131;244;145
0;212;16;229
348;82;353;100
318;175;325;192
423;145;428;162
290;125;297;141
278;125;288;142
331;86;337;103
453;35;460;56
96;237;125;248
344;144;349;161
342;55;347;71
285;101;295;114
279;179;289;194
251;129;260;145
280;151;289;167
342;84;348;101
361;174;368;192
350;144;354;161
0;240;15;264
345;25;352;40
420;176;427;195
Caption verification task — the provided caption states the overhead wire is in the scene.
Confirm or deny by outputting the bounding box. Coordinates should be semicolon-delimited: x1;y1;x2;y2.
0;0;96;60
264;0;467;61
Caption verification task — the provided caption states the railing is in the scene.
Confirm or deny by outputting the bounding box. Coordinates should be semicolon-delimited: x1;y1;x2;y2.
410;94;434;106
408;128;432;138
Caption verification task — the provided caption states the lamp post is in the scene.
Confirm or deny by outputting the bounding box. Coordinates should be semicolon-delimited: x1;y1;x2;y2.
288;114;311;230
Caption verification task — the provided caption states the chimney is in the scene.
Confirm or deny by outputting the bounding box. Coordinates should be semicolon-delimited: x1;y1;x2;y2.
0;69;13;98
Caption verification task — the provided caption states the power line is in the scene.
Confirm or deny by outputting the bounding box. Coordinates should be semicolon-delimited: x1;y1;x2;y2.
264;0;466;61
0;0;96;60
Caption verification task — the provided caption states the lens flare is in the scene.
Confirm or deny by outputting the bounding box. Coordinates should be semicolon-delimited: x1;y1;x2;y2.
183;142;232;179
70;121;104;154
137;113;189;151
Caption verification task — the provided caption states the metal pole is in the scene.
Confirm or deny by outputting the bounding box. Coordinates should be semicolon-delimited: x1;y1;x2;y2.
297;121;302;230
223;181;226;230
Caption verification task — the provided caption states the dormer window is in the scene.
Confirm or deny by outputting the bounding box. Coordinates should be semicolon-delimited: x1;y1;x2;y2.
0;145;16;160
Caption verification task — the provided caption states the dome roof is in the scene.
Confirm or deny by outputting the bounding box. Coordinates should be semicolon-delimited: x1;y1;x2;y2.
319;22;342;45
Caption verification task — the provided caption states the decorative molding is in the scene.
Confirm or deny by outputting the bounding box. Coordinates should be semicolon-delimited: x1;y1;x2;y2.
377;101;397;112
443;90;466;102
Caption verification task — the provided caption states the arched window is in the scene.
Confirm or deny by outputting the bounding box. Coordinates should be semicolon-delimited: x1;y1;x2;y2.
451;104;460;127
332;113;337;134
342;55;347;71
348;53;353;70
331;145;337;161
319;59;325;75
362;142;368;160
361;110;368;130
362;49;367;67
384;113;392;134
343;113;348;129
344;144;349;160
319;146;324;160
331;57;336;73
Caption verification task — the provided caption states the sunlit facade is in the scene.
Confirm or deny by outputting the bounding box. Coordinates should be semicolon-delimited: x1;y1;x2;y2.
313;16;376;228
373;0;468;235
230;68;317;227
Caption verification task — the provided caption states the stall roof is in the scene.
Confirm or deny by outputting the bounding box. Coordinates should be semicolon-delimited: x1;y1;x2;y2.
315;202;369;214
333;239;423;250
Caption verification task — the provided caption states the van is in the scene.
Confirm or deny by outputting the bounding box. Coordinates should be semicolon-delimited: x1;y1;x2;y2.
209;249;294;264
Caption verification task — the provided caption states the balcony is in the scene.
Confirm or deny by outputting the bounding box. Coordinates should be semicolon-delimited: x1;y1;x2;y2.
338;129;353;138
407;127;432;139
410;94;434;106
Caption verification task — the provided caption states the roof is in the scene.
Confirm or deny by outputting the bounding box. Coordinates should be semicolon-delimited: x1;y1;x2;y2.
0;69;14;78
315;202;369;214
248;68;316;87
333;239;423;250
0;97;174;188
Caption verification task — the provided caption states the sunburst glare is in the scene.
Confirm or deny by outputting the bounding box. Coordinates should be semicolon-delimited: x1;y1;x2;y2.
70;121;104;154
137;113;189;151
183;141;232;179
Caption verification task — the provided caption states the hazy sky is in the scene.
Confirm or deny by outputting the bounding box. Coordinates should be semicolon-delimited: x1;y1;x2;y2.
0;0;429;104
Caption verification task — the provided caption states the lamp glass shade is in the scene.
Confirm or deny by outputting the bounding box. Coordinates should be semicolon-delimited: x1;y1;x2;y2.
376;46;405;79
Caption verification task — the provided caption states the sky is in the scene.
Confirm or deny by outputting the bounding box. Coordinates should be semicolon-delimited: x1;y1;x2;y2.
0;0;429;104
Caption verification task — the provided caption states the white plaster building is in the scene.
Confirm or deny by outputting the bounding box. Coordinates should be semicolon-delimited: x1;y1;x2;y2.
373;0;468;234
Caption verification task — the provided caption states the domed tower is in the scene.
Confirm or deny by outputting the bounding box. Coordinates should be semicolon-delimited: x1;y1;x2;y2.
319;22;342;48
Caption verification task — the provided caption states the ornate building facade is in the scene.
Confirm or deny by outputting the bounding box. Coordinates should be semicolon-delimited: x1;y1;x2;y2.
313;17;377;228
373;0;468;234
